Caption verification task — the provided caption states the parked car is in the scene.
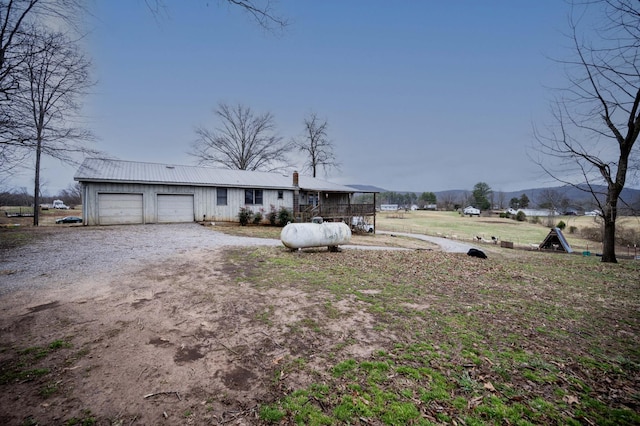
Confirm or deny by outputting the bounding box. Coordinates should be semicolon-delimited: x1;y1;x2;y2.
55;216;82;224
463;206;480;216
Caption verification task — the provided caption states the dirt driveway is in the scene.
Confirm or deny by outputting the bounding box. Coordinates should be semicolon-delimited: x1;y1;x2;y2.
0;224;439;425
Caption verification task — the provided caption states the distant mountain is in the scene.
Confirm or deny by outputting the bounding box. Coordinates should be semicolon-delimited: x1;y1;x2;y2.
360;183;640;211
347;184;640;204
435;185;640;211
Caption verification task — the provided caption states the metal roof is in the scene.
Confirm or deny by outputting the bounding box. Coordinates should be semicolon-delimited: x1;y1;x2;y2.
74;158;358;193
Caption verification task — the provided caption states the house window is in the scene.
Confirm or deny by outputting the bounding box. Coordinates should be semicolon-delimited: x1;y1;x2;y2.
216;188;227;205
245;189;263;205
278;190;283;200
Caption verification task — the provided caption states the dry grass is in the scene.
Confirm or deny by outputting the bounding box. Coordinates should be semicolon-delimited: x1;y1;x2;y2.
376;210;640;253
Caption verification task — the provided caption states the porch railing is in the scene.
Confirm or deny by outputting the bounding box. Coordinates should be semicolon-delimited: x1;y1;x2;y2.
296;203;376;223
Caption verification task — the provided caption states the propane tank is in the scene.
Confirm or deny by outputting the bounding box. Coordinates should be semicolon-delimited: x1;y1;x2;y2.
281;222;351;250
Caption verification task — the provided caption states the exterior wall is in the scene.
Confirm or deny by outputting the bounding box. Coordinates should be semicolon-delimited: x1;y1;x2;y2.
221;188;292;220
81;181;293;225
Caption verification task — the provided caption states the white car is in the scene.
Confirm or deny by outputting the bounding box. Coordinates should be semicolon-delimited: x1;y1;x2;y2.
463;206;480;216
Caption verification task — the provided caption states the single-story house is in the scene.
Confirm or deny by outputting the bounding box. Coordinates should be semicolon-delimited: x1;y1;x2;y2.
74;158;377;226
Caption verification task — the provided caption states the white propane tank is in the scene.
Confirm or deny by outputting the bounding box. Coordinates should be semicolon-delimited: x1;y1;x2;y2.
280;222;351;250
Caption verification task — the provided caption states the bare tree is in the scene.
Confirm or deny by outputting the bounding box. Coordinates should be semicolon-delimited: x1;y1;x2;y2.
533;0;639;263
15;28;96;225
536;188;568;211
0;0;84;174
56;181;80;205
145;0;288;32
294;112;340;178
191;102;290;172
438;192;459;211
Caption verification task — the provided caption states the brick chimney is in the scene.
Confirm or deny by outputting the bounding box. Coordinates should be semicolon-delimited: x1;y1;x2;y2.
293;171;299;221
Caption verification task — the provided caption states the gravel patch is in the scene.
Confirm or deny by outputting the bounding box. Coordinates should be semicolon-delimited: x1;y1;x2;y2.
0;223;281;297
0;224;476;297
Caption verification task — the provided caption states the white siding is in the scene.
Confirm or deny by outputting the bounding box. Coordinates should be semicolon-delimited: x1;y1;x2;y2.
82;182;295;225
157;194;194;223
98;193;143;225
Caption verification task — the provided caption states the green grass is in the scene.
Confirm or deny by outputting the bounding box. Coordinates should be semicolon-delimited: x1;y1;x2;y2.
0;338;72;385
0;228;36;249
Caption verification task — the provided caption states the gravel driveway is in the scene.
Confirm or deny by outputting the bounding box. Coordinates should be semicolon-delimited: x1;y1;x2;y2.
376;230;476;253
0;223;282;297
0;224;476;297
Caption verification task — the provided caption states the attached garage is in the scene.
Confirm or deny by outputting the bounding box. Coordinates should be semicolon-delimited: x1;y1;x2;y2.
98;193;143;225
157;194;194;223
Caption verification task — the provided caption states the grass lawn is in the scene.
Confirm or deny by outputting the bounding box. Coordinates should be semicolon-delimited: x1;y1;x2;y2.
210;212;639;424
375;210;640;254
243;246;640;425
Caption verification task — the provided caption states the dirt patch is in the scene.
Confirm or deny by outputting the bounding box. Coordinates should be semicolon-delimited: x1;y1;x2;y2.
0;245;390;425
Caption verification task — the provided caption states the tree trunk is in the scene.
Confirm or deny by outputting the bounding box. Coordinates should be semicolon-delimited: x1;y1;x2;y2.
33;138;42;226
600;199;617;263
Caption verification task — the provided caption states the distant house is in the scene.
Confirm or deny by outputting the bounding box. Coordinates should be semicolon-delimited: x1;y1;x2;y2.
380;204;399;211
74;158;377;226
463;206;480;216
507;208;558;217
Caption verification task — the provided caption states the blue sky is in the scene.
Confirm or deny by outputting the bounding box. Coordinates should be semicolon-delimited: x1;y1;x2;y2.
18;1;580;194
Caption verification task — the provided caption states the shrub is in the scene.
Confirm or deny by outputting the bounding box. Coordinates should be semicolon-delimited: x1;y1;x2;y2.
253;211;263;225
529;215;540;224
568;226;577;234
616;226;638;246
277;207;294;226
580;225;603;242
267;205;278;226
238;207;253;226
557;220;566;230
515;211;527;222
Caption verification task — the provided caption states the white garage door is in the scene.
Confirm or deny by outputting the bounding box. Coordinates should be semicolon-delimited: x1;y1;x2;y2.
98;193;143;225
157;194;194;223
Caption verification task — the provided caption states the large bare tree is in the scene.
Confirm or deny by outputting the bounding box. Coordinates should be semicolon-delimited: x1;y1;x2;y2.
534;0;639;263
15;28;95;225
294;112;340;178
0;0;84;175
191;102;290;172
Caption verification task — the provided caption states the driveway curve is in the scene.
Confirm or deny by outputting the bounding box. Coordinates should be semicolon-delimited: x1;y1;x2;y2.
376;230;477;253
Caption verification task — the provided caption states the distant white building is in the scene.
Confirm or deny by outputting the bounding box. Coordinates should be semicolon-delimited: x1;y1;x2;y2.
380;204;399;211
507;208;558;217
